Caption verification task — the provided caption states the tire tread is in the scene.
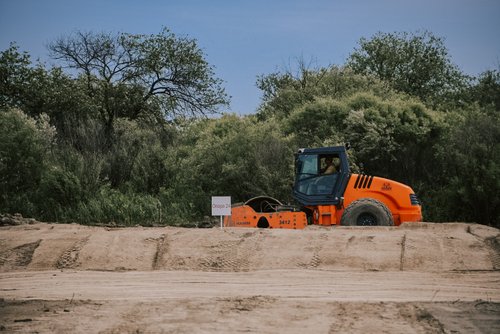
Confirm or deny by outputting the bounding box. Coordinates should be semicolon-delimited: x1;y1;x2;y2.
340;198;394;226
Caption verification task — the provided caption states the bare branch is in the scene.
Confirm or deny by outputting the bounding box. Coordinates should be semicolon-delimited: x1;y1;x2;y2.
48;29;229;128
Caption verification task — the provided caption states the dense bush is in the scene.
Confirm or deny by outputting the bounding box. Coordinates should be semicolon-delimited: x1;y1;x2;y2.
167;115;293;216
430;107;500;225
0;109;53;215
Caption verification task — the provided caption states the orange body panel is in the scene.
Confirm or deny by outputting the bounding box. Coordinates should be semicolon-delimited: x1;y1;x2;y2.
224;205;307;229
310;174;422;226
343;174;422;225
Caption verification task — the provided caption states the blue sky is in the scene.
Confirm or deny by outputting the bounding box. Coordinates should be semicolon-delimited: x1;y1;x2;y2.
1;0;499;115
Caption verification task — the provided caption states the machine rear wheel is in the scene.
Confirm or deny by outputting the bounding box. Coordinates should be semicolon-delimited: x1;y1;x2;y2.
340;198;394;226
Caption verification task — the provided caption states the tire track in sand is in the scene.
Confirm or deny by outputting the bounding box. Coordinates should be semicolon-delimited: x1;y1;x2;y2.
56;236;90;269
0;240;41;268
200;230;264;272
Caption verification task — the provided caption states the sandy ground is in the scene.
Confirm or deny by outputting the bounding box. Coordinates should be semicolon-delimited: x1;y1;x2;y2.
0;222;499;333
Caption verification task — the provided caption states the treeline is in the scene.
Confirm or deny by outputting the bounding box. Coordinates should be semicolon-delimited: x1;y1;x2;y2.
1;30;499;227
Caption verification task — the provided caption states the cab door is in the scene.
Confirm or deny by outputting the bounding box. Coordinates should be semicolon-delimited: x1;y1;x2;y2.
293;146;350;206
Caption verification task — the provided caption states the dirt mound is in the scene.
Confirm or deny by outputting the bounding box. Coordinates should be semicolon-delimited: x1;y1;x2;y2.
0;222;499;273
1;222;499;333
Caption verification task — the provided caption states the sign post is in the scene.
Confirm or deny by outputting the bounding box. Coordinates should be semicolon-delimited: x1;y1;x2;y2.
211;196;231;229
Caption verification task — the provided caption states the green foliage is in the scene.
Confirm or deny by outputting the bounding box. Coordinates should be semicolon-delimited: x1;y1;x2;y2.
469;69;500;112
69;186;162;226
431;107;500;225
257;65;393;120
347;31;469;108
106;119;154;189
48;28;229;134
0;44;33;108
170;115;293;217
284;97;348;148
344;93;439;186
37;166;82;221
0;109;53;215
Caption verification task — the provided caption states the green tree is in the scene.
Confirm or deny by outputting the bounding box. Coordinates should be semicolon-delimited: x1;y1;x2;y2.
169;115;293;218
347;31;469;108
343;93;440;188
432;107;500;227
284;97;349;148
257;64;392;120
48;28;229;135
105;118;175;193
469;69;500;112
0;109;54;214
0;44;101;150
0;44;33;108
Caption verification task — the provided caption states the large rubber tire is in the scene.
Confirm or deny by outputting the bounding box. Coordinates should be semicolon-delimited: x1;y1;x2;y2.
340;198;394;226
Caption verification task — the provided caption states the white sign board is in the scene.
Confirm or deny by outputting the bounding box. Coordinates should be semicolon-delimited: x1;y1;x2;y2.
211;196;231;216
